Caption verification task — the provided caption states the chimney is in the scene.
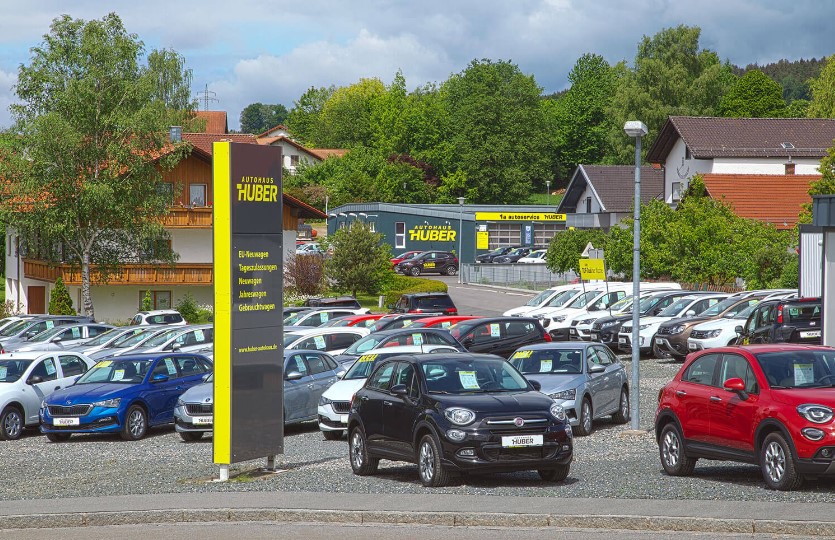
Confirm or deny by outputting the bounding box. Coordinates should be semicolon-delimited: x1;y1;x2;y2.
169;126;182;143
785;159;795;175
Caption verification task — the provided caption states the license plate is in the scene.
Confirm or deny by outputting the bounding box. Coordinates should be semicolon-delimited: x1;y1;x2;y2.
339;414;348;424
590;332;598;340
618;337;626;344
193;416;213;425
53;417;79;426
501;434;543;448
688;342;698;350
655;338;663;345
801;330;821;338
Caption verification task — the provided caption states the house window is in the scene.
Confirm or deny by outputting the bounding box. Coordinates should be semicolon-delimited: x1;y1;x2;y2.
139;290;172;310
585;197;592;213
189;184;207;207
395;222;406;249
685;146;691;160
290;155;300;167
672;182;683;202
158;182;174;205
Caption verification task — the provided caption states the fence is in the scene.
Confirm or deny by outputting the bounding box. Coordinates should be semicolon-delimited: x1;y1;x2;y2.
461;264;578;290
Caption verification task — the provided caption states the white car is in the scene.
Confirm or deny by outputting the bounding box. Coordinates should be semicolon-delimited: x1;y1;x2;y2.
686;303;759;352
283;307;371;328
10;323;115;353
317;344;460;440
0;351;95;440
503;284;587;317
284;327;371;355
128;310;187;326
517;249;547;264
618;294;728;355
541;285;634;340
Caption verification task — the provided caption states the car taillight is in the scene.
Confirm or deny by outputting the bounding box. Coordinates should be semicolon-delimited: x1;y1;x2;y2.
445;307;456;314
777;305;783;324
543;332;552;342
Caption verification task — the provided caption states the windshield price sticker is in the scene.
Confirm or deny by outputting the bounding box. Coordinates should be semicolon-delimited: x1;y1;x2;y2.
501;434;543;448
44;359;56;376
72;327;81;339
540;359;552;372
513;350;533;359
441;322;451;328
794;363;814;385
490;324;501;337
112;369;125;381
165;358;177;375
459;370;480;389
402;320;412;327
358;354;377;363
412;333;423;345
321;313;329;322
314;335;326;349
195;329;205;341
0;367;7;379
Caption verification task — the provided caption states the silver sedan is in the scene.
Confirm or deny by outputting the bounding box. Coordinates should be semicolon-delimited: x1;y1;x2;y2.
508;342;629;436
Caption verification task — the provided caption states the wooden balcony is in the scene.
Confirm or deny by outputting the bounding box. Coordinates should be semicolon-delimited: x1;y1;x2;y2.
162;207;213;228
24;259;213;286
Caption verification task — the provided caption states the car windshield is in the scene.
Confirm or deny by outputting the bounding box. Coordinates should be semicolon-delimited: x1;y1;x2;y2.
284;311;314;326
566;291;600;309
343;335;387;355
83;328;139;347
422;357;530;394
109;328;158;348
728;304;758;319
510;349;584;375
700;297;745;317
526;289;557;307
141;328;186;347
396;252;418;260
658;298;697;317
283;333;310;347
756;350;835;389
76;359;152;384
544;290;580;308
0;359;34;383
0;320;30;337
320;317;351;327
609;296;634;312
27;325;71;342
343;353;386;379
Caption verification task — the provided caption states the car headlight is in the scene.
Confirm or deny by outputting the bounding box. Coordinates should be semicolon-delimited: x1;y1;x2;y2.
552;315;566;323
176;398;185;407
549;403;566;421
578;318;596;325
41;400;47;409
797;404;834;424
704;329;722;338
93;398;121;408
444;407;476;426
639;323;652;330
548;388;576;401
319;395;332;406
600;321;618;329
668;325;685;335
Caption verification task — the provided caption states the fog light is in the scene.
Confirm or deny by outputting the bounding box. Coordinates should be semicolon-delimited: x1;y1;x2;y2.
457;448;476;457
562;444;571;451
822;448;833;458
446;429;466;442
802;427;825;441
638;337;645;346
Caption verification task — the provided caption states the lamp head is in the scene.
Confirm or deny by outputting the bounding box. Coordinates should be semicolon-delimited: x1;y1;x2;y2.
457;196;465;205
623;121;648;138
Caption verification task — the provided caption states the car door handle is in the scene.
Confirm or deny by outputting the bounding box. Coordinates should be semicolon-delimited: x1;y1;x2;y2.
710;396;722;402
383;401;393;406
54;386;61;391
675;390;687;397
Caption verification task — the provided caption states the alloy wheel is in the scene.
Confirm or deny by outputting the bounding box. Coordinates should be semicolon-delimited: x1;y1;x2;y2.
2;409;22;440
662;430;680;468
764;441;786;483
419;440;435;483
128;409;145;439
351;431;365;469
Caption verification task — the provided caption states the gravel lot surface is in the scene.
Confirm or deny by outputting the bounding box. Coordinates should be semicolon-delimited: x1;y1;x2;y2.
2;354;833;503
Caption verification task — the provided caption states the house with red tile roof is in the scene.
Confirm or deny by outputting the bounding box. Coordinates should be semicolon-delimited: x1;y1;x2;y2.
256;133;347;175
646;116;835;207
195;111;229;134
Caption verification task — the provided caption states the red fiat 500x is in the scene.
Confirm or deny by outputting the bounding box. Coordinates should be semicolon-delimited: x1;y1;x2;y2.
655;344;835;490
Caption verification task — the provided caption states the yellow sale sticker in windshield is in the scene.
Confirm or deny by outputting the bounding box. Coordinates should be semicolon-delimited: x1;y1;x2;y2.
96;361;112;368
358;354;377;363
513;350;533;359
540;359;552;372
459;371;480;389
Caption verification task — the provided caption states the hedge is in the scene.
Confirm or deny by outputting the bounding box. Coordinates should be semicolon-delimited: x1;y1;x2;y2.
382;275;448;306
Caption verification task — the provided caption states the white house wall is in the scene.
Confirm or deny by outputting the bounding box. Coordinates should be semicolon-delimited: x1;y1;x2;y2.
576;184;603;213
171;229;213;263
663;139;711;204
65;285;213;323
711;157;821;175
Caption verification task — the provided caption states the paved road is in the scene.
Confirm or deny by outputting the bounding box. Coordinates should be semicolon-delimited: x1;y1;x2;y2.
433;275;535;316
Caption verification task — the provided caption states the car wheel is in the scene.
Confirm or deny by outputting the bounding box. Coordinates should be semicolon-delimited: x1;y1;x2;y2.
612;387;630;424
349;427;378;475
46;432;71;442
121;405;148;441
417;433;452;487
409;267;421;276
761;432;803;491
538;465;570;482
0;406;24;441
322;430;343;441
659;423;696;476
179;431;204;442
446;266;457;276
573;398;593;436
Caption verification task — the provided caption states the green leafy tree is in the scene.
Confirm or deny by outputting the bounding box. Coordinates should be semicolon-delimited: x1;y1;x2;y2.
286;85;335;146
48;277;75;315
239;102;288;134
141;290;153;311
439;59;551;204
316;78;387;148
326;221;393;297
808;55;835;118
0;13;193;318
545;228;608;274
717;70;787;117
175;292;199;323
799;144;835;223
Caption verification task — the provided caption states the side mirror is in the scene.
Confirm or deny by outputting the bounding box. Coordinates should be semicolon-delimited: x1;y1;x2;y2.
28;375;44;385
152;373;169;383
390;384;408;396
723;377;748;400
588;364;605;375
529;379;542;391
685;310;696;317
285;371;303;381
172;343;181;352
734;325;744;335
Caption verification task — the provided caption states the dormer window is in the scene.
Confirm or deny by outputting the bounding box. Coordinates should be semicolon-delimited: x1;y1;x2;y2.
685;146;691;160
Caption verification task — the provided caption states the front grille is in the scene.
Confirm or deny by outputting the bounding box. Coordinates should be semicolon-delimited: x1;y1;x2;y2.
690;330;711;339
331;401;351;414
656;327;673;335
185;403;213;415
483;416;548;436
48;405;92;416
483;447;553;461
592;322;602;330
621;326;631;333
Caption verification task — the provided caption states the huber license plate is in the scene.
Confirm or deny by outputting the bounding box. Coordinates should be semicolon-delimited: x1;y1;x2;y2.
53;417;79;426
193;416;213;425
501;434;543;448
801;330;822;338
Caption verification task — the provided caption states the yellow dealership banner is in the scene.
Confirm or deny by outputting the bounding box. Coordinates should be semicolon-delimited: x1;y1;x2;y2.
579;259;606;281
476;231;489;249
475;212;566;221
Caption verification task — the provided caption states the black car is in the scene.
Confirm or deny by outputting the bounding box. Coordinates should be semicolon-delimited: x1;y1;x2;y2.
333;327;466;364
447;317;550;358
395;251;459;276
475;246;515;264
735;297;822;345
304;296;362;309
389;292;458;315
493;247;534;264
590;291;699;347
367;313;445;332
347;352;573;486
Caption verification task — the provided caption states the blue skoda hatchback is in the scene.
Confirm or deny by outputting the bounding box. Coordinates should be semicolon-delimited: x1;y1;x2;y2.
40;353;212;441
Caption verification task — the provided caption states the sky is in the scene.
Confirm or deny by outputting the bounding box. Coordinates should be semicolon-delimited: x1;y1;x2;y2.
1;0;834;132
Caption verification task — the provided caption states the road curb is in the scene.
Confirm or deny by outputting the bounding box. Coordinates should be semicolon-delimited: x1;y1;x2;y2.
3;508;835;536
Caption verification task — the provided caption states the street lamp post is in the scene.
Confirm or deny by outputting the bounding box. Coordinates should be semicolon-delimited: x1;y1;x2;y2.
624;120;648;432
546;180;551;206
457;196;465;284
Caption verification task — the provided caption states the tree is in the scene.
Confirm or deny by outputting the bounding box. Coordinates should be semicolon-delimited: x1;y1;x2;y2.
717;70;787;117
286;85;335;146
239;103;289;134
326;221;393;297
316;78;387;148
48;277;75;315
807;55;835;118
545;228;608;274
0;13;194;319
141;290;153;311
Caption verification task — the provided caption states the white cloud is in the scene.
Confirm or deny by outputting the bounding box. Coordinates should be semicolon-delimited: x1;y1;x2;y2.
0;69;16;129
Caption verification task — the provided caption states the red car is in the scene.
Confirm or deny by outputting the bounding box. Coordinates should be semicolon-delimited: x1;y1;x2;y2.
407;315;482;330
655;344;835;491
390;250;422;268
319;313;385;328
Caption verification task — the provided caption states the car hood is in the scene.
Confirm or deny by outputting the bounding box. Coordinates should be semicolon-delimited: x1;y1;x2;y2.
660;315;711;328
333;354;358;364
428;390;554;414
692;317;743;331
503;306;534;317
770;388;835;407
179;381;212;404
46;383;136;404
635;316;670;327
521;373;584;393
322;379;366;400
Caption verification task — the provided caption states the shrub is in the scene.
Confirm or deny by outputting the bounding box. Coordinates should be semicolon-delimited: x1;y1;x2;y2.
141;290;153;311
48;277;76;315
175;293;200;323
382;275;448;306
285;254;326;296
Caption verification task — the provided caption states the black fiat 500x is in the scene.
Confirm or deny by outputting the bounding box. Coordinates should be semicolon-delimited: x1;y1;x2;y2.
347;352;573;487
